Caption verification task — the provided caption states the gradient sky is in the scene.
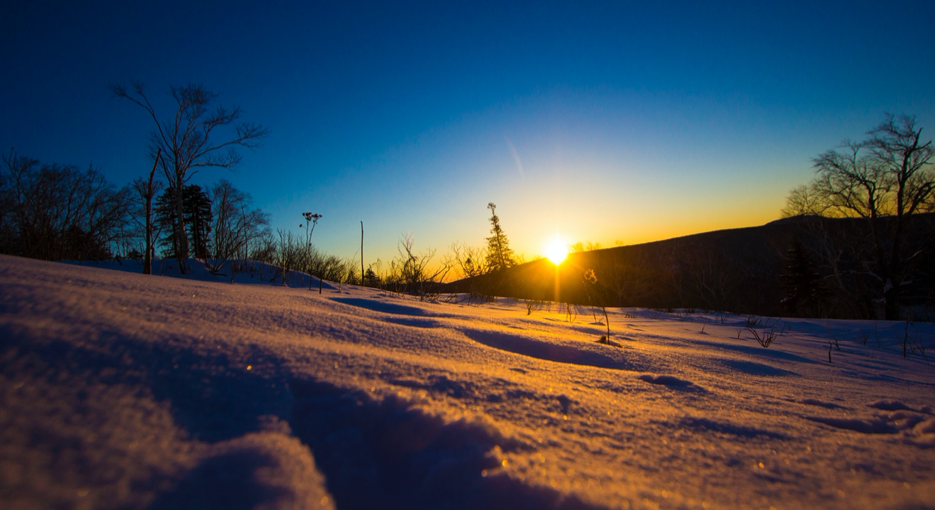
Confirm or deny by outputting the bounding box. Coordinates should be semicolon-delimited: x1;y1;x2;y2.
3;1;934;267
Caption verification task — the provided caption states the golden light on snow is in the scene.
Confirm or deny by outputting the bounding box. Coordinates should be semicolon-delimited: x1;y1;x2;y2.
544;236;569;265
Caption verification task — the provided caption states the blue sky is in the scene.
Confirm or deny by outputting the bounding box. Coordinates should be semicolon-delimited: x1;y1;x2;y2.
2;1;934;265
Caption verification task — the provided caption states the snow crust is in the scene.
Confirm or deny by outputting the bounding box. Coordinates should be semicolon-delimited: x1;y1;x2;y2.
2;255;935;509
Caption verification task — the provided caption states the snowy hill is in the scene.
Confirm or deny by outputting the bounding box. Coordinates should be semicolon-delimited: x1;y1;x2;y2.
2;254;934;510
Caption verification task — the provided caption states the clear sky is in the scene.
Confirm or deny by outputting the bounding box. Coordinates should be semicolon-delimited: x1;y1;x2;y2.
3;1;934;266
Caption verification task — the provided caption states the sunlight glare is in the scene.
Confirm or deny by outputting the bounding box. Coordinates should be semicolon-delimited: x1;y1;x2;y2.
544;236;569;265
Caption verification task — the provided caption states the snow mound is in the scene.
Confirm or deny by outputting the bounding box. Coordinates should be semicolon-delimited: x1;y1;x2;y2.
288;377;600;510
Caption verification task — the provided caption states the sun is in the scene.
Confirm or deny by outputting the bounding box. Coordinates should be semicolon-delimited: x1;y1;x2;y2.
544;236;569;265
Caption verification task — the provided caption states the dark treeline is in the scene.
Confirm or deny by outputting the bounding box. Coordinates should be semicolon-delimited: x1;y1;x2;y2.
0;149;280;276
448;214;935;320
0;148;383;288
0;151;133;262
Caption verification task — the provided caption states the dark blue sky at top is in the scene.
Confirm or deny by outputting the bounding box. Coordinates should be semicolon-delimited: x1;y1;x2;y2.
2;1;934;262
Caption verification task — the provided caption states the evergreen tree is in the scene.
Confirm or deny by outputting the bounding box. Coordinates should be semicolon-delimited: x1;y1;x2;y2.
363;267;381;288
154;187;181;258
183;185;212;260
485;202;515;271
154;185;213;260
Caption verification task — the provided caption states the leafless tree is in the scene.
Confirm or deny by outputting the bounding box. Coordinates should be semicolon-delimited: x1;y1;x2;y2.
450;243;491;279
111;81;268;272
450;242;494;300
130;149;163;274
207;180;270;276
395;234;450;300
783;114;934;319
569;241;602;253
1;150;132;261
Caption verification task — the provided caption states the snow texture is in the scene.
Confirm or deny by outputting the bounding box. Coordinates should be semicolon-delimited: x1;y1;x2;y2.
2;255;935;509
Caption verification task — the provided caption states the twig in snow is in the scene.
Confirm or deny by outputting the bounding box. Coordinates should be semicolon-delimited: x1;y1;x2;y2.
826;322;840;351
857;328;869;346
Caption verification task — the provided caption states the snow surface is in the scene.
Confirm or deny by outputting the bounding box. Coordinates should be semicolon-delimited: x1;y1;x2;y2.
2;254;935;510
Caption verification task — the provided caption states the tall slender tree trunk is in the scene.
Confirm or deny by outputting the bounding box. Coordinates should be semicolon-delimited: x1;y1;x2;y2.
360;221;364;286
143;207;152;274
142;149;161;275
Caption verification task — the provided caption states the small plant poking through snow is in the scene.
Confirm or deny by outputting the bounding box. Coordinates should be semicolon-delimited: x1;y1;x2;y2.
523;298;543;315
826;322;840;351
747;326;778;348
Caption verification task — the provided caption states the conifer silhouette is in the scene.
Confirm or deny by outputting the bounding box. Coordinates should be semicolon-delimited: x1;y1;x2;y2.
485;202;516;271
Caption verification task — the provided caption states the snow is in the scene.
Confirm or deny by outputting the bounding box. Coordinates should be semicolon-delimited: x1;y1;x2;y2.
2;254;935;510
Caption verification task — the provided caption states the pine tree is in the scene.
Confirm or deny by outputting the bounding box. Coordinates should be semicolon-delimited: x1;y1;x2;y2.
485;202;515;271
363;267;381;288
154;187;181;258
154;185;213;260
183;185;212;260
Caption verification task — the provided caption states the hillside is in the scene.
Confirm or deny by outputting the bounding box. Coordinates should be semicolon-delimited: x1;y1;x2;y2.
449;214;935;319
2;255;935;509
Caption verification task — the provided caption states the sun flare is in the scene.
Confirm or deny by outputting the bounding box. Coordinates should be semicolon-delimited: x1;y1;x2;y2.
544;237;569;265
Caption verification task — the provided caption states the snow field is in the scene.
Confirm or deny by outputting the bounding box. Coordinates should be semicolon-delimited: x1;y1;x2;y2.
2;255;935;509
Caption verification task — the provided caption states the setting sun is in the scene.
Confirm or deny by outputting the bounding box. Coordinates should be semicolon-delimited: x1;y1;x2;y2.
544;236;569;265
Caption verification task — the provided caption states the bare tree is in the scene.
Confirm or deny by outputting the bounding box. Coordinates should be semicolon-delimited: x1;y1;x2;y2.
784;114;934;319
207;180;270;276
111;81;268;273
395;234;450;300
130;149;163;274
450;242;493;300
1;150;132;261
450;242;491;280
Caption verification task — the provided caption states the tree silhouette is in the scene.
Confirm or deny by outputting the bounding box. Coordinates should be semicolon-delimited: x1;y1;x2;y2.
207;180;269;276
111;81;268;272
485;202;515;271
130;149;163;274
0;151;132;261
783;114;934;319
183;185;212;260
154;185;213;260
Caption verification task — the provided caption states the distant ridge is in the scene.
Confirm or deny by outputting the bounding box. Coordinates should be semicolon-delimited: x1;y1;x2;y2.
447;213;935;319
